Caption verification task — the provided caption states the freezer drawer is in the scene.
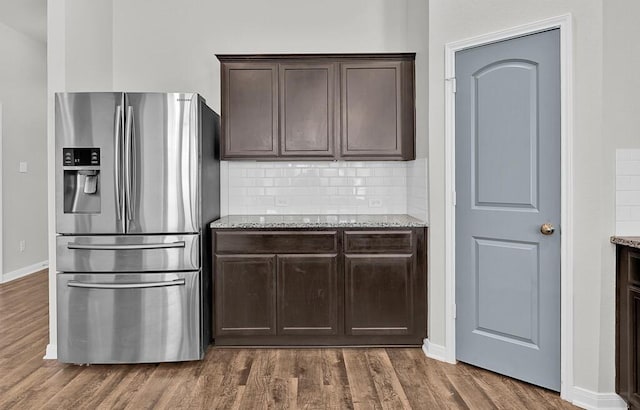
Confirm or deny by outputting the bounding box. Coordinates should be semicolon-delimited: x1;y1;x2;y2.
56;234;200;272
57;271;201;364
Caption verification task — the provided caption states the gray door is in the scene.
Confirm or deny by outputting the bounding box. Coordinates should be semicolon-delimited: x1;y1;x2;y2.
455;29;561;391
124;93;199;234
55;92;126;234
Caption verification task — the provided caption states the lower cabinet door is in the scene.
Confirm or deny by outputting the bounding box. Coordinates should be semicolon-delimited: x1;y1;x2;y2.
277;254;340;335
215;255;276;336
57;271;201;364
630;287;640;408
345;254;414;336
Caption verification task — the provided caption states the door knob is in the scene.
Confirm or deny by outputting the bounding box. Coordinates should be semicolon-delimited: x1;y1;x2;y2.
540;223;555;235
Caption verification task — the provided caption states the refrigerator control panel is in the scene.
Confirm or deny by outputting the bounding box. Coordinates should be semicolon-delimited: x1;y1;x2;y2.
63;148;100;166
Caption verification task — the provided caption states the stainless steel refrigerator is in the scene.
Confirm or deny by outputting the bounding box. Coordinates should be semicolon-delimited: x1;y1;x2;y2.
55;92;219;364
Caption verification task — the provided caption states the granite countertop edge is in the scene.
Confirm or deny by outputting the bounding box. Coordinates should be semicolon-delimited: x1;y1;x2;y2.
210;214;428;229
611;236;640;249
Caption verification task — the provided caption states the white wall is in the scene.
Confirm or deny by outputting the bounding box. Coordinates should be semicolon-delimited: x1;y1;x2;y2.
427;0;611;395
110;0;415;108
0;22;48;280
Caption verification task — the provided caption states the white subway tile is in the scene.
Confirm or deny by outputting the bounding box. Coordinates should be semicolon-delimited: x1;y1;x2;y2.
617;191;640;206
247;187;265;196
617;206;631;221
374;168;394;177
617;176;640;191
225;160;413;216
274;178;292;187
616;149;640;161
617;161;640;176
617;221;640;236
229;168;247;178
629;206;640;221
247;168;265;178
320;169;339;177
265;169;282;178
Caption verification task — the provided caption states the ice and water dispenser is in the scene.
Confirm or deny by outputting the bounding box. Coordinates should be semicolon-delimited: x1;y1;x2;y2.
62;148;101;213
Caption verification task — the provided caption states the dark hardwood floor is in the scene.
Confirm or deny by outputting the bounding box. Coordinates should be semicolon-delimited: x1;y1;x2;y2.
0;270;576;409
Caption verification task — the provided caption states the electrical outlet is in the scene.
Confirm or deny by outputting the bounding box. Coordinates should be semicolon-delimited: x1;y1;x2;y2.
369;199;382;208
19;240;26;252
19;162;28;173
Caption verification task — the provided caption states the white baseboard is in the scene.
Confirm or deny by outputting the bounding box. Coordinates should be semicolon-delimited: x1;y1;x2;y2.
44;343;57;360
422;339;455;363
569;386;627;410
1;260;48;284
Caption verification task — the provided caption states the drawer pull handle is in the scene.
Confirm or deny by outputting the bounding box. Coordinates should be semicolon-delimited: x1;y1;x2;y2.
67;241;186;250
67;279;186;289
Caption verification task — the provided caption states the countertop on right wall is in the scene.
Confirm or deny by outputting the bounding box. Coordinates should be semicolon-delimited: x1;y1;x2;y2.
610;236;640;249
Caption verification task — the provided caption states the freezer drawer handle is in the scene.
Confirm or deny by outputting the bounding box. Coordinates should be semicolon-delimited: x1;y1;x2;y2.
67;278;186;289
67;241;186;250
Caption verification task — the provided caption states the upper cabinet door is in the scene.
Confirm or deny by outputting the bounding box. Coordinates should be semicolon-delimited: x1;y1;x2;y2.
279;63;336;157
222;62;278;158
340;61;414;159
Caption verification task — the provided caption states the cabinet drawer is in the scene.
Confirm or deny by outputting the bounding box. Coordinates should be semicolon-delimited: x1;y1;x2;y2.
214;231;338;254
344;231;413;253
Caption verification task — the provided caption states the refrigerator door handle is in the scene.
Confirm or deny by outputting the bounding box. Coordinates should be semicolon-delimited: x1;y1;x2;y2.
114;105;123;222
67;279;186;290
67;241;186;250
124;105;134;223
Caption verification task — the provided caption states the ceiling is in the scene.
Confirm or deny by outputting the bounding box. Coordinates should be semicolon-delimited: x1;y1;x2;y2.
0;0;47;43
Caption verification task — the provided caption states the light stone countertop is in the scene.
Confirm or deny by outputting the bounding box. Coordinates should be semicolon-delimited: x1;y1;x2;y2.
210;214;428;229
611;236;640;249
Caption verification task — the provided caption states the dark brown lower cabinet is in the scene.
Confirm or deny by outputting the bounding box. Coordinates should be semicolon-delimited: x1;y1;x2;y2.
212;228;427;346
345;254;414;336
616;245;640;409
215;255;276;336
277;254;340;335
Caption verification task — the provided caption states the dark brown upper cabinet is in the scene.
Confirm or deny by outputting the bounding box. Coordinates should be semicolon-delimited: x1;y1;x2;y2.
216;54;415;161
280;63;336;157
221;62;278;158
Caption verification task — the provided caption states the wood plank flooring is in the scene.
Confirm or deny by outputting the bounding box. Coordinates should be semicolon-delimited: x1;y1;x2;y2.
0;270;577;409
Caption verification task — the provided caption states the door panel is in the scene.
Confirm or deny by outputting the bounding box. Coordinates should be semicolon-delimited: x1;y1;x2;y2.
631;288;640;407
455;29;561;391
279;63;335;157
55;92;125;234
214;255;276;336
277;254;340;335
124;93;199;234
57;271;201;364
473;61;538;209
56;234;199;272
474;238;539;345
345;254;414;335
222;62;278;158
340;61;402;157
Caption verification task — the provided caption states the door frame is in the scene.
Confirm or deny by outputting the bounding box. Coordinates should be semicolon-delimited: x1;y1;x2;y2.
442;14;573;400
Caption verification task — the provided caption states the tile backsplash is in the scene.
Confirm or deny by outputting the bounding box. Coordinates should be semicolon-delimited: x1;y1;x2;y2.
616;149;640;235
220;159;428;219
